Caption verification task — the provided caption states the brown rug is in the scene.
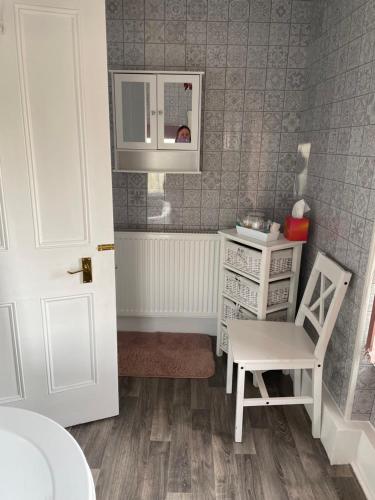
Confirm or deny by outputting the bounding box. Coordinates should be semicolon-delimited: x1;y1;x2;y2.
117;331;215;378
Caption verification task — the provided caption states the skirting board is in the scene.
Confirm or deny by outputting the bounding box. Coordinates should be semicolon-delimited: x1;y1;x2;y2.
117;315;217;335
299;370;375;500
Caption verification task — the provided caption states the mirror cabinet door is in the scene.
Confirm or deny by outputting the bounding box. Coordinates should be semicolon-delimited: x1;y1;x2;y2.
114;74;157;149
157;75;200;150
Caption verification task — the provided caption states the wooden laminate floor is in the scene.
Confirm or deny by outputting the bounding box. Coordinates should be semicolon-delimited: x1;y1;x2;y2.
69;353;366;500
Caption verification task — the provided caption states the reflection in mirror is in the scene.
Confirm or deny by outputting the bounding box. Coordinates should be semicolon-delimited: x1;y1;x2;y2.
122;82;151;143
164;82;192;144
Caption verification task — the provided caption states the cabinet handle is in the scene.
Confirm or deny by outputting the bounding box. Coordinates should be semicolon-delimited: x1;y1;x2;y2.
158;110;163;115
151;110;156;115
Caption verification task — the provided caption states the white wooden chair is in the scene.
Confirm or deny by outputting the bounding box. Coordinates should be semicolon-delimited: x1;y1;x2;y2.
226;252;351;442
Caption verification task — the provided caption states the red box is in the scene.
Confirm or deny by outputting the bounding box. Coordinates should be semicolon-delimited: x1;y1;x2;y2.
284;215;309;241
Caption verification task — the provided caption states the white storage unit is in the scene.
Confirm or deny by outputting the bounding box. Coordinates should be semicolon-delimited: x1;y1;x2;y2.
217;229;304;356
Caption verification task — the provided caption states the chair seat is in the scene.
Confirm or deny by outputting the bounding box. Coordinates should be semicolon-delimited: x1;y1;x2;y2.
227;320;316;366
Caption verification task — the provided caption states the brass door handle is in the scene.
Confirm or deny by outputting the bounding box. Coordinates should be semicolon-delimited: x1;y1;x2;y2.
67;257;92;283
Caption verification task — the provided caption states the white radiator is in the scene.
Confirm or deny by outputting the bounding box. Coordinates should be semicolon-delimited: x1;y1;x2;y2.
115;232;221;317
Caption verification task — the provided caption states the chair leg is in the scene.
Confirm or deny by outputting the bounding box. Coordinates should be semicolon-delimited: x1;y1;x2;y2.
312;365;323;438
235;364;246;443
294;369;302;396
226;343;234;394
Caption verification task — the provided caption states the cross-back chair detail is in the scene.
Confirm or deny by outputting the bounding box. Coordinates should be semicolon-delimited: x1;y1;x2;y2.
226;251;351;442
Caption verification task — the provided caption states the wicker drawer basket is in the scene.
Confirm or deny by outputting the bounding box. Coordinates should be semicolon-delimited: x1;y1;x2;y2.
220;325;229;352
223;270;290;309
223;297;256;322
224;241;292;277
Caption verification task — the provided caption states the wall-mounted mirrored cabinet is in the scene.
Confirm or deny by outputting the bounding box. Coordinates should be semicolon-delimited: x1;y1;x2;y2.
111;71;203;173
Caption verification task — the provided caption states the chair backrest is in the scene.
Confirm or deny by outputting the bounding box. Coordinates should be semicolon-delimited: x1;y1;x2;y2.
295;252;352;361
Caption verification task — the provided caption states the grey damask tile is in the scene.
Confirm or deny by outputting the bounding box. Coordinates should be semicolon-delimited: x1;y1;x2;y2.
291;1;313;23
360;30;375;65
263;112;282;132
124;0;145;19
277;172;295;191
225;68;246;89
284;91;303;111
128;189;147;206
228;21;248;44
108;43;124;66
248;22;270;45
239;171;258;189
165;44;186;66
259;152;278;171
268;46;288;68
184;189;202;207
206;45;227;67
229;0;249;21
219;208;237;228
145;0;165;19
349;127;364;156
227;45;247;67
347;38;362;69
165;21;186;42
282;112;300;132
349;214;365;245
246;68;267;89
261;132;280;152
202;171;221;189
165;189;183;207
256;190;275;209
224;111;243;131
287;47;307;69
258;171;276;190
186;45;206;67
112;171;128;188
113;206;128;224
203;151;222;171
166;0;186;19
221;171;239;190
290;23;311;47
357;157;375;187
128;172;148;189
184;173;202;189
238;190;257;208
205;68;226;88
361;125;375;156
247;46;268;68
201;208;219;227
353;186;370;216
244;90;264;111
250;0;271;22
264;90;284;111
278;152;297;172
124;21;145;43
269;22;290;45
145;44;164;66
366;93;375;124
222;151;241;170
220;189;238;208
352;390;375;415
357;62;373;95
205;89;225;110
186;21;206;43
201;190;220;207
241;132;262;152
224;90;244;111
204;131;223;150
242;111;263;132
266;68;287;89
145;20;165;42
107;20;124;43
338;210;352;239
271;0;291;23
106;0;122;19
204;110;224;130
240;152;260;171
183;207;201;225
279;132;298;152
207;0;229;20
286;69;307;90
223;132;242;151
113;187;128;206
187;0;208;20
207;21;228;44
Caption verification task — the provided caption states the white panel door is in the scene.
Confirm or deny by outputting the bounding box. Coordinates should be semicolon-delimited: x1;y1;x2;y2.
0;0;119;427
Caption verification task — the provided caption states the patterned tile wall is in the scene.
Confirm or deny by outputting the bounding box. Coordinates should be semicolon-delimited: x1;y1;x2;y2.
300;0;375;423
106;0;314;231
